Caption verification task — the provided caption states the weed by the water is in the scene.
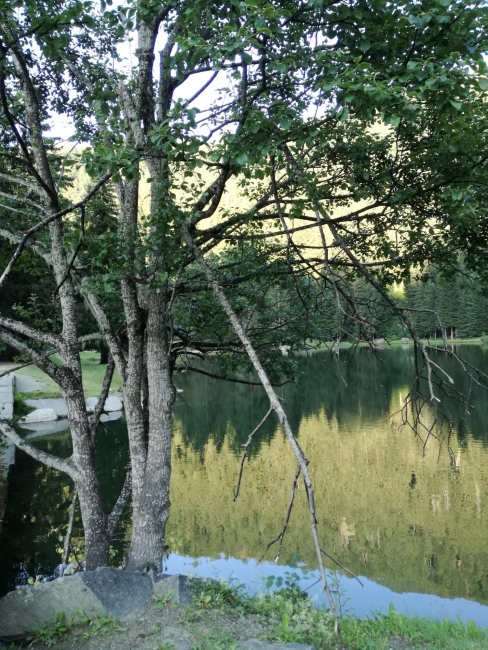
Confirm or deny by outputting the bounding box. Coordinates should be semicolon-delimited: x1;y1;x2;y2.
341;604;488;650
28;610;126;647
12;392;33;419
248;588;334;649
189;577;247;612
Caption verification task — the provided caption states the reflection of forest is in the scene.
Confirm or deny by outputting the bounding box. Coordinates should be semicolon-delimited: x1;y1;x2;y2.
170;347;488;604
1;347;488;604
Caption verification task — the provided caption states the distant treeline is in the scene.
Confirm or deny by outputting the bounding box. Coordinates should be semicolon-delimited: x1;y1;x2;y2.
404;270;488;339
323;270;488;342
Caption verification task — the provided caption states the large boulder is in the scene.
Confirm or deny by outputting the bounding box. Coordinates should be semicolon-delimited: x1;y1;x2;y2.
0;373;14;419
85;395;123;413
0;568;153;640
24;398;68;418
19;408;57;424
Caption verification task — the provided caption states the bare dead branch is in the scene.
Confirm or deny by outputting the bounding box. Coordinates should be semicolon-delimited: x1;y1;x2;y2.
255;466;301;565
234;407;273;501
175;365;292;388
182;223;339;634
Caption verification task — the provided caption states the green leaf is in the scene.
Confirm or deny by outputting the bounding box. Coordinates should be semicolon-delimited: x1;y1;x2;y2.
478;78;488;90
449;100;462;111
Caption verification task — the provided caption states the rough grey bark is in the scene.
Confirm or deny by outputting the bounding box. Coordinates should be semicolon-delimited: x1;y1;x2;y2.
125;293;176;570
0;31;123;571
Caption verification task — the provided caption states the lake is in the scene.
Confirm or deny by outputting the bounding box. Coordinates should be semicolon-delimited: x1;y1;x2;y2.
1;345;488;626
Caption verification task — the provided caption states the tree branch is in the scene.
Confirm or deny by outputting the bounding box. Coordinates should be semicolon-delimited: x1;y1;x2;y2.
0;327;64;384
107;471;132;539
0;315;61;350
175;365;292;387
0;172;111;289
0;420;77;478
90;354;115;440
182;223;338;633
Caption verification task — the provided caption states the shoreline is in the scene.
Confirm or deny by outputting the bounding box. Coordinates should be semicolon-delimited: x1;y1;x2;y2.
4;573;487;650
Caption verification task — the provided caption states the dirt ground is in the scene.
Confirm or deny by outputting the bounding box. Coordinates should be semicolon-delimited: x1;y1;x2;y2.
24;599;275;650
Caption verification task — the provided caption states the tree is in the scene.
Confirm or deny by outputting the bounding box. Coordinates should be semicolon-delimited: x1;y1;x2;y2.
0;0;487;594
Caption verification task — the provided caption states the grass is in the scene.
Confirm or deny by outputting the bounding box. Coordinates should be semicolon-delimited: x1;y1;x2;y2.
15;351;122;399
187;578;488;650
26;611;126;648
301;337;486;355
20;578;488;650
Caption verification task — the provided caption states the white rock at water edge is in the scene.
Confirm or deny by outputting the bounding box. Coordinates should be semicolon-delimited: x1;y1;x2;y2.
85;395;123;413
20;408;58;423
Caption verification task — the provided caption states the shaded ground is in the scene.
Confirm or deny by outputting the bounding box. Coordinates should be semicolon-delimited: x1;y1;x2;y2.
23;599;275;650
13;599;423;650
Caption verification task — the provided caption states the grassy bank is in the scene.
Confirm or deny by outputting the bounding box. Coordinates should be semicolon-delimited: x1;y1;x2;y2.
18;577;488;650
301;337;486;354
14;352;122;399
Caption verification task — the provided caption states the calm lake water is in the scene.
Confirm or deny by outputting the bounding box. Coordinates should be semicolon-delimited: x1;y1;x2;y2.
1;346;488;626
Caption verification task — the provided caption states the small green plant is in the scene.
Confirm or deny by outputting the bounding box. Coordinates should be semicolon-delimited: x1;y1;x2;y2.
153;589;174;609
190;577;246;611
13;391;33;419
273;614;304;643
264;555;311;597
249;586;334;648
84;614;126;637
29;612;71;647
188;629;239;650
481;332;488;345
329;569;352;618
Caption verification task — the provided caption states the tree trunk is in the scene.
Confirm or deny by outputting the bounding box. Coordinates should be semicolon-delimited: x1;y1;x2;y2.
64;390;110;569
99;343;109;365
125;292;175;570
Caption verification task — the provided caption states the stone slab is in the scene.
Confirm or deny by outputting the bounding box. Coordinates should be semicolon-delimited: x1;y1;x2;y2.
0;374;14;388
239;641;315;650
0;403;13;418
151;573;195;605
20;408;57;423
80;567;153;620
25;398;68;418
0;573;106;640
85;395;123;413
100;410;123;422
14;374;47;393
